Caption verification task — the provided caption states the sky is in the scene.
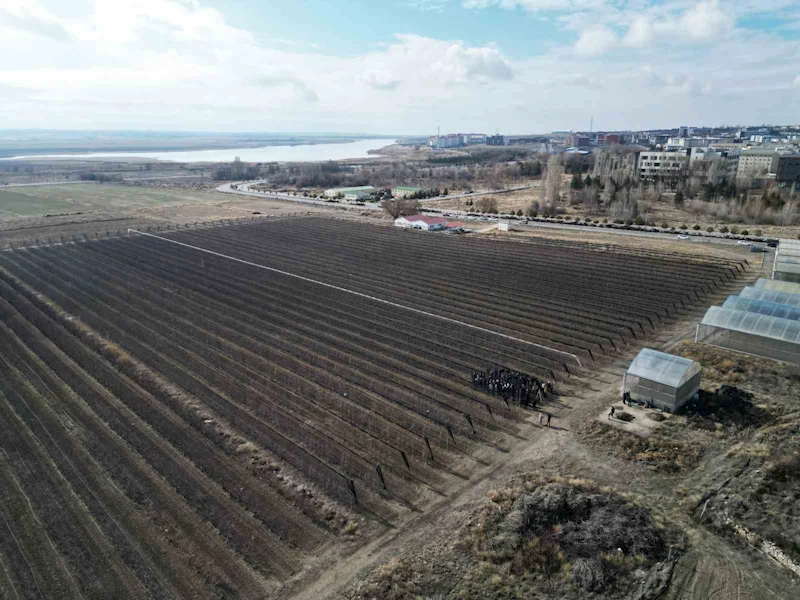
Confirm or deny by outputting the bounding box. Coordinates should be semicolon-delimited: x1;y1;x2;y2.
0;0;798;135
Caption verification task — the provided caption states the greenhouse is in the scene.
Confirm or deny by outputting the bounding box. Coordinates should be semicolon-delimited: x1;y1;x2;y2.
622;348;702;413
753;278;800;295
696;306;800;366
740;286;800;308
723;296;800;322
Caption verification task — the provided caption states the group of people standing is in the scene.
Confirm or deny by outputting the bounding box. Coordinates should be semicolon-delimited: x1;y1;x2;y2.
471;368;553;411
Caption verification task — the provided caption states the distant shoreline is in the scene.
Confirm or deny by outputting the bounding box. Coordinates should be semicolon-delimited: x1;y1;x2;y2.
2;138;398;163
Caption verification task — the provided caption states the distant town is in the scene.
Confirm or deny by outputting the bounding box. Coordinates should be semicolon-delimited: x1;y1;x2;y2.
427;125;800;189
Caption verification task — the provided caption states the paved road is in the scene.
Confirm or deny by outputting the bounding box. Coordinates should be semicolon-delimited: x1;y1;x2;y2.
218;180;535;206
512;220;752;246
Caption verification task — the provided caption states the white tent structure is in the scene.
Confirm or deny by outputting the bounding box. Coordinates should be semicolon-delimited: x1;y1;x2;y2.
623;349;702;413
696;306;800;365
740;286;800;308
755;278;800;294
771;240;800;283
722;296;800;321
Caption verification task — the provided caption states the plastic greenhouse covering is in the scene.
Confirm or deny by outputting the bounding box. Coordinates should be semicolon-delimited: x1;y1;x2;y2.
754;279;800;294
723;296;800;322
700;306;800;344
625;348;701;388
755;278;800;292
740;287;800;308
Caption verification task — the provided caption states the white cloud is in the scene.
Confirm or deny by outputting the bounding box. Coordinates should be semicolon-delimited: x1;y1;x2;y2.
0;0;71;40
360;71;402;91
0;0;797;133
679;0;734;41
574;25;618;56
357;34;513;87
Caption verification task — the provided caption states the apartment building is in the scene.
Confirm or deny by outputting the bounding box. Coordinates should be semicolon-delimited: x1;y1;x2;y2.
772;153;800;187
736;148;777;179
637;151;688;179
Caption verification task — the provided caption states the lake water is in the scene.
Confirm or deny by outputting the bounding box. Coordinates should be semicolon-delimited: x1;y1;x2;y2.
5;138;397;163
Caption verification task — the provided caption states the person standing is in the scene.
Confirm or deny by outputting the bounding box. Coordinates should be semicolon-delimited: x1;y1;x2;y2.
608;406;616;419
546;413;552;427
538;412;543;426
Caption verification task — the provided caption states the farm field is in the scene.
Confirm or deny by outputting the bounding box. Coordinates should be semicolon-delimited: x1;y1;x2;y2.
0;183;228;217
0;217;749;599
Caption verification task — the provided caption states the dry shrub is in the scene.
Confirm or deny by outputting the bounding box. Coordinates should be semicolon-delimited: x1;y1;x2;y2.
571;557;609;592
616;411;635;422
479;482;665;592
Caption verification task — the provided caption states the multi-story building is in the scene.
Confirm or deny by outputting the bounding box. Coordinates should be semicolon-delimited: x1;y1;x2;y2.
689;148;740;181
637;151;689;179
648;134;670;146
391;186;421;198
708;142;744;152
568;134;590;147
772;153;800;187
736;148;777;179
486;134;505;146
666;137;709;150
428;133;487;148
460;133;486;145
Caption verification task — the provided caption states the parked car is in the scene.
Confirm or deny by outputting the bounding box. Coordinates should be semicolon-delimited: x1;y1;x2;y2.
736;240;752;246
677;234;690;240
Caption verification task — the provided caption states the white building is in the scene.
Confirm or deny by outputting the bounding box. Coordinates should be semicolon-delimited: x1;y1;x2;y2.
428;132;487;148
637;151;688;179
394;214;447;231
665;137;709;151
324;186;376;199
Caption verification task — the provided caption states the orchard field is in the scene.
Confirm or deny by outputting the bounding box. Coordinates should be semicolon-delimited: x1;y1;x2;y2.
0;217;747;599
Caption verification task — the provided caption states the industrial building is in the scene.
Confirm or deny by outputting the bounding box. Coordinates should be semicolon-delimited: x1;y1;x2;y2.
323;186;376;200
696;278;800;365
391;186;421;198
622;348;702;413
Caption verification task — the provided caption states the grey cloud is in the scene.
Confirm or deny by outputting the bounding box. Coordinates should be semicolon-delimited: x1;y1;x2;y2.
251;76;319;102
360;72;402;90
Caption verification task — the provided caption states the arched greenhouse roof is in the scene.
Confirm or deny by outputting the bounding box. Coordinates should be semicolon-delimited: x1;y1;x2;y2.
626;348;701;388
723;296;800;322
700;306;800;345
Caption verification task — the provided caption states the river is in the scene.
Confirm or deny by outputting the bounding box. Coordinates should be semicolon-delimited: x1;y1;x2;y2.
4;138;398;163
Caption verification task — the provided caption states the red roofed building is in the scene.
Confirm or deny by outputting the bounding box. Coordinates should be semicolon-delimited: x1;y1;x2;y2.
394;214;448;231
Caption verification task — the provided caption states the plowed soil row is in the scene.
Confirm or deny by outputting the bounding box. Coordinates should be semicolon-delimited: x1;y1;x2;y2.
0;217;744;599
